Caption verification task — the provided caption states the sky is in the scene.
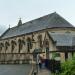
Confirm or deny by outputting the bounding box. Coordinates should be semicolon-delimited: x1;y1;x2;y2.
0;0;75;35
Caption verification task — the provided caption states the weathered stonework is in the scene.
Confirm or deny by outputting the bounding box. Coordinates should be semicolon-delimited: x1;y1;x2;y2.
0;12;75;64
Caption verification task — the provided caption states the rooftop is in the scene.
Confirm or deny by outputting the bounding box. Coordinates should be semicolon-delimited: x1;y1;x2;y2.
49;32;75;46
0;12;74;39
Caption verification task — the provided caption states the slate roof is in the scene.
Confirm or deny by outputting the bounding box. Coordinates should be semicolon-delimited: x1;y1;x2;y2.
49;32;75;46
0;12;74;39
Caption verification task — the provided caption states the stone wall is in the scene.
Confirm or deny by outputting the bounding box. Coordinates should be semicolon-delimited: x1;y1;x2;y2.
0;28;75;64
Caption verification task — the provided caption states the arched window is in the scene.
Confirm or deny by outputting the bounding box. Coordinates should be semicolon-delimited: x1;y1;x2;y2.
18;39;22;53
11;40;17;53
37;35;42;48
27;37;32;52
44;39;49;47
43;39;49;59
5;41;10;52
18;39;25;53
32;33;35;41
0;43;4;51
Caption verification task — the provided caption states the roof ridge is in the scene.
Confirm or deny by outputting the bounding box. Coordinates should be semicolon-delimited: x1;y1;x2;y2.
22;12;56;25
1;12;74;39
10;12;73;30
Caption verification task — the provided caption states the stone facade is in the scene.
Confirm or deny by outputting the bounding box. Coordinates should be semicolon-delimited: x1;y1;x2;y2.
0;12;75;64
0;28;75;64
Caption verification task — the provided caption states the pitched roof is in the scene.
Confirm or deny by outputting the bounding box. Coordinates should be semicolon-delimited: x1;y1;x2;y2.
1;12;74;39
49;32;75;46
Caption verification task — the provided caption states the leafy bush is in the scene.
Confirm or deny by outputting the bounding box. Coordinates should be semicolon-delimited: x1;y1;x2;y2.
60;58;75;75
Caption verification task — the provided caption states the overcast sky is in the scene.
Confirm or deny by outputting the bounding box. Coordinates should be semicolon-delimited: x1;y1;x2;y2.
0;0;75;35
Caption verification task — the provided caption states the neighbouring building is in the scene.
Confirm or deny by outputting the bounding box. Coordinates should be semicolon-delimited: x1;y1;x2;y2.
0;12;75;64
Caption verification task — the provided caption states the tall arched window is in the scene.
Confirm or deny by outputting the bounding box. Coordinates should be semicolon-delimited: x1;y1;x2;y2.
18;39;22;53
43;39;49;59
44;39;49;47
5;41;10;52
0;43;4;51
11;40;17;53
37;35;42;48
27;37;32;52
18;39;25;53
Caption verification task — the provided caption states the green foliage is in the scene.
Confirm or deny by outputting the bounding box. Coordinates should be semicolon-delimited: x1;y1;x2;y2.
60;57;75;75
52;53;60;59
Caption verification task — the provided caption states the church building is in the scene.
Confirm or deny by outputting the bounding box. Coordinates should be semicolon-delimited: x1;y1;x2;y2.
0;12;75;64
